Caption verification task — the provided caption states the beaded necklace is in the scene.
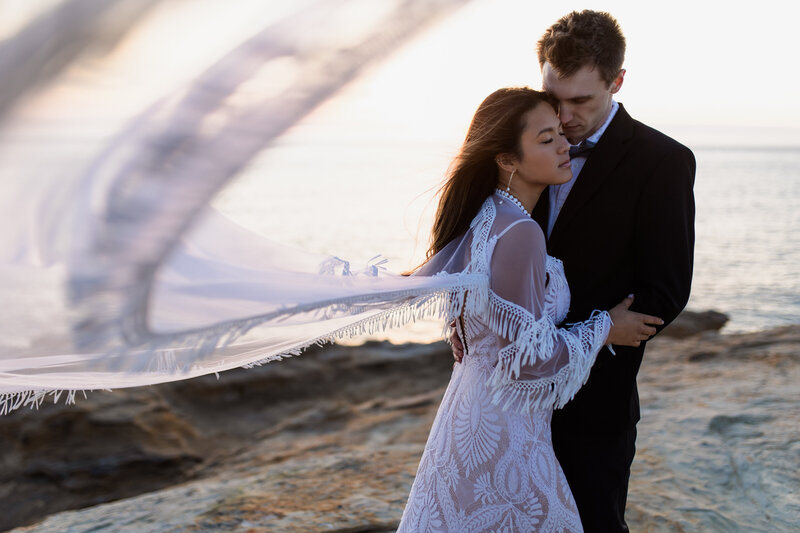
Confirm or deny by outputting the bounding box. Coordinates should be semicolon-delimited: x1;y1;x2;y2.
495;189;530;215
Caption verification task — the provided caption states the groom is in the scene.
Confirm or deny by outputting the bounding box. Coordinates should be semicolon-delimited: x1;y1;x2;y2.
535;10;695;532
453;10;695;532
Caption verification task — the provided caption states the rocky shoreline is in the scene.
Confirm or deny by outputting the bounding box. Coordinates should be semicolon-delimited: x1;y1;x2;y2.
2;312;798;532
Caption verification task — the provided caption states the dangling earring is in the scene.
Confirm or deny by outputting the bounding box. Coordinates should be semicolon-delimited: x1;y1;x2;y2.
498;169;516;205
506;169;516;192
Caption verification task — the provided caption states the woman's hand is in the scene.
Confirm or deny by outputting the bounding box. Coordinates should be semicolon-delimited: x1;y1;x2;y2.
607;294;664;347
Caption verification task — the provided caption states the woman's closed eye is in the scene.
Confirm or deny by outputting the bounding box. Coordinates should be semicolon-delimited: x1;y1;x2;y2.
542;132;566;143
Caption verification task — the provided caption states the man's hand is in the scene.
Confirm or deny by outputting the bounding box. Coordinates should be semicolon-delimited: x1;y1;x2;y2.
450;321;464;363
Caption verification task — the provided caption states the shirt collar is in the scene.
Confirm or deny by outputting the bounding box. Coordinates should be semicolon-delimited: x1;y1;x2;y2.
585;99;619;144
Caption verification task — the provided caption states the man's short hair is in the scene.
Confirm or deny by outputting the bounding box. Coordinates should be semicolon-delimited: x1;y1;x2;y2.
537;10;626;86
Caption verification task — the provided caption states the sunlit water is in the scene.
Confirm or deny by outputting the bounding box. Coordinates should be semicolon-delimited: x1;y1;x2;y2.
1;121;796;344
690;146;800;331
212;131;800;342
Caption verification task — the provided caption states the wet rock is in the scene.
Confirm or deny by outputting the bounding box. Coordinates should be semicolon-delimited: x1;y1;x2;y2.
11;447;418;533
0;392;203;531
630;325;800;531
1;342;453;531
660;309;729;338
6;327;800;532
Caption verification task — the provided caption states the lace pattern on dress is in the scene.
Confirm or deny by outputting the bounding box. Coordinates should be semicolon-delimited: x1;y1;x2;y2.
396;194;609;532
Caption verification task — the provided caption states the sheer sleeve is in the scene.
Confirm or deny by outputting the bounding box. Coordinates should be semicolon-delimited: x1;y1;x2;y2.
484;218;611;413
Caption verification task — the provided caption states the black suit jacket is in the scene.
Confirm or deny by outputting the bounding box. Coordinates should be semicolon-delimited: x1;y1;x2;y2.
533;103;696;434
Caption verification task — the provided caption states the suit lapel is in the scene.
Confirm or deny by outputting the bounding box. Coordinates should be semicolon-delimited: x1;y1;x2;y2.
550;104;635;244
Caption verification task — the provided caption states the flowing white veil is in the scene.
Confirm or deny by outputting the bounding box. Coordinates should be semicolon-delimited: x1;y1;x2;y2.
0;0;481;414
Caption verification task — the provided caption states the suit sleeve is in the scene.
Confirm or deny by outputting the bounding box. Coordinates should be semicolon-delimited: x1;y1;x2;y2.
631;143;696;329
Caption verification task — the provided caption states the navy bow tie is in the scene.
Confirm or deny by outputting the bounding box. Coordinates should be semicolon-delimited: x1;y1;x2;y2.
569;139;597;159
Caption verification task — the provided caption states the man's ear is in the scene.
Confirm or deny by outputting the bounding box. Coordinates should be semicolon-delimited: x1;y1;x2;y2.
495;154;517;174
610;69;626;94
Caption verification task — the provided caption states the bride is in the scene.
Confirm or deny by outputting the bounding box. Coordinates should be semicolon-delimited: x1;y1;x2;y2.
0;87;659;532
396;87;660;532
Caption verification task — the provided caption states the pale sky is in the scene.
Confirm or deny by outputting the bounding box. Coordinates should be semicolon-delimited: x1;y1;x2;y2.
315;0;800;139
3;0;800;125
2;0;798;136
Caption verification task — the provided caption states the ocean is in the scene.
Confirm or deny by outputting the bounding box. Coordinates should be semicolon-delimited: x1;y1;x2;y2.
689;143;800;331
3;122;796;342
213;127;800;342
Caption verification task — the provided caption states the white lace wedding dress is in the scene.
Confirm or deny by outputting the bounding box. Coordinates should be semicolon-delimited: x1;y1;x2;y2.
397;193;611;533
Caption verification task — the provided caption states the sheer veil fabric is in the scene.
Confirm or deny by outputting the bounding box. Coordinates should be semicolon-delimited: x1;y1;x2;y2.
1;201;487;414
2;0;609;422
0;0;477;413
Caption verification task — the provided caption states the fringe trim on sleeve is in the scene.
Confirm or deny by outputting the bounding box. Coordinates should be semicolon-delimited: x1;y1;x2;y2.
552;310;612;408
485;307;612;414
485;291;559;377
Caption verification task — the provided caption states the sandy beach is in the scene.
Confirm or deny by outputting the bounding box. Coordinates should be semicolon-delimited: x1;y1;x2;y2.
1;312;797;532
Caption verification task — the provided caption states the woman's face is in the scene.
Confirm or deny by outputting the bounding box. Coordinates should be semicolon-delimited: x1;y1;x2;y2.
510;103;572;190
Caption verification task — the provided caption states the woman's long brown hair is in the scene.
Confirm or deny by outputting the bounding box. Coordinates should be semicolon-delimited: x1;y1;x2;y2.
424;87;557;263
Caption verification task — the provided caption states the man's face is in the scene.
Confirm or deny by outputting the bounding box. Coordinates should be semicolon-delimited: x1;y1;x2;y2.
541;62;624;144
